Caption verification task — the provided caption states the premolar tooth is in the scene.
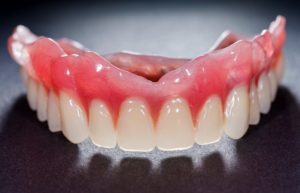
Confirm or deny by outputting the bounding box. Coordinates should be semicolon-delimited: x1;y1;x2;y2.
89;100;116;148
156;98;194;151
37;84;48;122
60;92;89;144
195;96;223;145
117;98;155;151
257;73;272;114
47;91;62;132
249;82;260;125
224;86;250;139
26;78;38;110
268;69;277;101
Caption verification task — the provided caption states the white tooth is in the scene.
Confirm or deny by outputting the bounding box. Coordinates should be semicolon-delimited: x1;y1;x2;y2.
257;73;272;114
47;91;62;132
36;84;48;122
89;100;116;148
26;78;38;110
20;67;28;86
117;98;155;152
224;86;250;139
267;69;277;101
249;82;260;125
195;96;223;145
60;92;89;144
156;98;194;151
275;55;284;81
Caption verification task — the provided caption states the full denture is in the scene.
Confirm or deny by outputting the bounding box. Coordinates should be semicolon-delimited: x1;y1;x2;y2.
8;16;286;151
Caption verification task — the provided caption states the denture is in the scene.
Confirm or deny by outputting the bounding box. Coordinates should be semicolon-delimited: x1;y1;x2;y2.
8;16;286;151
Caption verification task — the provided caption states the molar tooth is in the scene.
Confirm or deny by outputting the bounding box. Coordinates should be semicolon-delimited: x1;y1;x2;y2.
195;96;223;145
117;98;155;152
275;55;284;81
249;82;260;125
224;86;250;139
267;69;277;101
36;84;48;122
26;78;38;110
60;92;89;144
47;91;62;132
20;67;28;86
257;73;272;114
156;98;194;151
89;100;116;148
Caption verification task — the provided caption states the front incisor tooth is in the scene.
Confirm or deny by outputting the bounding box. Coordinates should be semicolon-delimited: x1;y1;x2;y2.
117;98;155;151
47;91;62;132
195;96;223;145
249;82;260;125
156;98;194;151
267;69;278;101
26;78;38;110
89;100;116;148
37;84;48;122
224;86;250;139
257;73;272;114
60;92;89;144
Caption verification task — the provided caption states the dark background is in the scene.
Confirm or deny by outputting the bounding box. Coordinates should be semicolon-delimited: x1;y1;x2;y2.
0;0;299;193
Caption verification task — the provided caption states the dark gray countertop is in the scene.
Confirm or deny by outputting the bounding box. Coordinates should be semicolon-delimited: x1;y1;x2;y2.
0;1;299;193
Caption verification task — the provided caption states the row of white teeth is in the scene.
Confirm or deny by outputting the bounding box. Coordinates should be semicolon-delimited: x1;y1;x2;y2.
20;60;283;152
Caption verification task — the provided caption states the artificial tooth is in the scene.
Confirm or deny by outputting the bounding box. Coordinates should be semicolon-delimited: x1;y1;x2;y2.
267;69;277;101
60;92;89;144
117;98;155;151
275;55;284;81
249;82;260;125
257;73;272;114
156;98;194;151
89;100;116;148
195;96;223;145
36;84;48;122
224;86;250;139
20;67;28;86
26;77;38;110
47;91;62;132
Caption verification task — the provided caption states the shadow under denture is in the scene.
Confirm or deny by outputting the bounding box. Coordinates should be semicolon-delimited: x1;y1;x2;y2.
156;156;195;192
233;86;300;192
0;95;79;193
111;158;153;192
0;87;299;193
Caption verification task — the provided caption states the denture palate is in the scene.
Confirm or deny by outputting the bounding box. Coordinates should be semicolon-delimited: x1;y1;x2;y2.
8;16;286;151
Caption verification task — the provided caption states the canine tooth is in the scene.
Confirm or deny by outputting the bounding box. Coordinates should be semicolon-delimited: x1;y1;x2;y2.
275;55;284;81
156;98;194;151
20;67;28;86
26;78;38;110
195;96;223;145
47;91;62;132
60;92;89;144
268;69;277;101
37;84;48;122
224;86;250;139
257;73;272;114
249;82;260;125
117;98;155;151
89;100;116;148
